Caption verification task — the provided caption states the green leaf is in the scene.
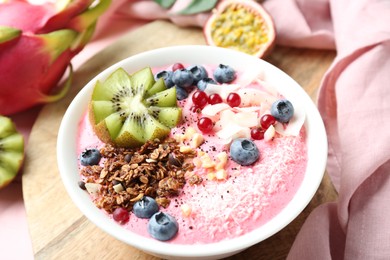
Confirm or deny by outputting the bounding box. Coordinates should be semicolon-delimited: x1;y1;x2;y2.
153;0;176;9
177;0;218;15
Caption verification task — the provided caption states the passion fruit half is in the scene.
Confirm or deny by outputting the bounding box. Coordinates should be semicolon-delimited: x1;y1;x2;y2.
204;0;276;58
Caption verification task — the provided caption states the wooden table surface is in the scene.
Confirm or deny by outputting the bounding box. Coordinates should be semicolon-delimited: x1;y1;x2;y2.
23;20;338;260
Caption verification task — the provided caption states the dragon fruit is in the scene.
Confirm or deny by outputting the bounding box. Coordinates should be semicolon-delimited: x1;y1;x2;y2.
0;0;111;115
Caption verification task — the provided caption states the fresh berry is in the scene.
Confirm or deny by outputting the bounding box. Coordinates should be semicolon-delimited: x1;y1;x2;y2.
230;138;260;166
175;86;188;100
251;128;265;140
192;90;208;108
80;148;101;166
172;69;194;89
270;99;294;123
197;117;213;133
260;114;276;129
155;70;174;88
188;65;208;83
226;92;241;107
208;93;223;105
172;63;185;71
197;77;217;91
133;196;159;219
113;207;130;224
213;64;236;83
147;212;178;241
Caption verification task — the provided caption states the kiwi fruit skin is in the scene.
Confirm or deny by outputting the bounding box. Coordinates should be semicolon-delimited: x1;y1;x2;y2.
0;115;24;189
89;67;182;148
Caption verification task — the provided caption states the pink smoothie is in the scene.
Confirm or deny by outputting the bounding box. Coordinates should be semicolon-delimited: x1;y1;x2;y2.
77;64;307;244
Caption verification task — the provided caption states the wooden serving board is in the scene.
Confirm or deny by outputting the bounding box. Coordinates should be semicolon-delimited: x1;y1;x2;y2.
23;20;338;260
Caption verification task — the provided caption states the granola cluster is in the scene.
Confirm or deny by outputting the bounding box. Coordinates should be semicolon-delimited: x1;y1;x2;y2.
80;138;199;214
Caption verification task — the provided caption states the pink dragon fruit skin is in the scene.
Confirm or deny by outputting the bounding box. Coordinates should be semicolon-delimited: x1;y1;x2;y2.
0;1;53;33
0;0;111;115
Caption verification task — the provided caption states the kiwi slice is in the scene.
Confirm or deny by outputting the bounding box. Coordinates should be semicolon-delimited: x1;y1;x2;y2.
148;107;182;128
89;67;182;148
0;115;24;189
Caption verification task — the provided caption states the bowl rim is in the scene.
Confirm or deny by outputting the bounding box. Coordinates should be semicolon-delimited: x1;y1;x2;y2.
57;45;327;258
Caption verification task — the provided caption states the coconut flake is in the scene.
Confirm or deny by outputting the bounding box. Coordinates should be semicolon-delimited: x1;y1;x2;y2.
256;79;279;97
201;103;230;117
216;124;250;144
264;125;276;141
216;109;258;129
259;103;271;117
233;112;258;128
218;109;236;129
235;66;265;87
233;106;261;113
237;88;278;107
216;124;243;140
85;183;102;196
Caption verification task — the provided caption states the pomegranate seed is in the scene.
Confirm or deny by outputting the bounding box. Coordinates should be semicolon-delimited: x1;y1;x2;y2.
260;114;276;129
197;117;213;133
113;207;129;224
192;90;209;108
251;128;265;140
208;93;223;105
172;63;185;71
226;92;241;107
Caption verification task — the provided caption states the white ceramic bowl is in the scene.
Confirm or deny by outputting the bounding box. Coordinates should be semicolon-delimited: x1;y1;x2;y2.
57;45;327;260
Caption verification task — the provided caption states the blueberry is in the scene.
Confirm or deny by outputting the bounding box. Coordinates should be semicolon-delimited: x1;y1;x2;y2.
80;148;101;166
197;77;217;91
187;65;208;83
155;70;174;88
230;138;259;166
133;196;159;219
147;212;178;241
172;69;194;88
270;99;294;123
213;64;236;83
175;86;188;100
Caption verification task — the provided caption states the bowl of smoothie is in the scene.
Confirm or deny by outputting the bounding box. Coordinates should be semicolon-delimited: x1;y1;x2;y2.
57;45;327;259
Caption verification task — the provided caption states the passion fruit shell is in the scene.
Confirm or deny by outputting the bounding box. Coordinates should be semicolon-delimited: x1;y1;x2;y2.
204;0;276;58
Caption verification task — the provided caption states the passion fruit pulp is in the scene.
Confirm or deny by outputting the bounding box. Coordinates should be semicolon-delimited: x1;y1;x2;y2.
204;0;276;58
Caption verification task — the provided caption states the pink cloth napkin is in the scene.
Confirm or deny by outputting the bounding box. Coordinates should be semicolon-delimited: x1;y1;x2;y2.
263;0;390;259
2;0;390;259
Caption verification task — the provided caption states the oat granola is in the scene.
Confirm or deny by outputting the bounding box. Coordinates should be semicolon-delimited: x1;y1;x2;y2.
80;138;197;213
